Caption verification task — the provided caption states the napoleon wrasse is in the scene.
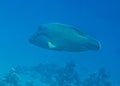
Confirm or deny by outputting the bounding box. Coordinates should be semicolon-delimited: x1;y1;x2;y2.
29;23;100;52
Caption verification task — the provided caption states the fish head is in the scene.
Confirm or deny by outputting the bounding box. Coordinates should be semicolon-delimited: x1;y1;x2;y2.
29;31;49;49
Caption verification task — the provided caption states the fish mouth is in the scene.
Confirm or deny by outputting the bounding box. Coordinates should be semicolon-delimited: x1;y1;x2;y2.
29;32;50;49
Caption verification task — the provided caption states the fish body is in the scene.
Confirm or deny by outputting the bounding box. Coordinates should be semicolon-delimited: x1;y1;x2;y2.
29;23;100;52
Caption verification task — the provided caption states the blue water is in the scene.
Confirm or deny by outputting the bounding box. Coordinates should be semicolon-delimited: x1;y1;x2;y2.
0;0;120;86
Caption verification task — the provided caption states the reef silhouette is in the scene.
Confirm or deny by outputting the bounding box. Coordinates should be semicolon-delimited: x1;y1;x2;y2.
0;62;112;86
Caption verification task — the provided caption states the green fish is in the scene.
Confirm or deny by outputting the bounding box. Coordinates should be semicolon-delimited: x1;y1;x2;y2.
29;23;100;52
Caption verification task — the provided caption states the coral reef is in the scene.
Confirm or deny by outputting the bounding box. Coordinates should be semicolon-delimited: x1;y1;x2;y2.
0;68;20;86
0;62;112;86
82;68;112;86
55;61;81;86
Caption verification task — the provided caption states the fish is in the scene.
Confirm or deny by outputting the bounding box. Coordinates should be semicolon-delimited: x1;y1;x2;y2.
29;23;100;52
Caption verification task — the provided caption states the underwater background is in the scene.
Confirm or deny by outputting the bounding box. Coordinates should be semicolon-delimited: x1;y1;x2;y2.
0;0;120;86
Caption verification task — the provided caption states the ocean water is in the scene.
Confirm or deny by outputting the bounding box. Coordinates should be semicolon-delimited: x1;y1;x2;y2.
0;0;120;86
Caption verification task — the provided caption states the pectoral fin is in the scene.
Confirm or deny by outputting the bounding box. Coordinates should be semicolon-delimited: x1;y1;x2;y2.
48;41;56;49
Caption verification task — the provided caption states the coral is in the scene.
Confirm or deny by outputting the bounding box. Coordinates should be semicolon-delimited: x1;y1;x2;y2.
25;80;35;86
97;68;112;86
31;63;57;84
15;65;29;74
5;68;20;86
0;62;113;86
0;79;6;86
82;68;112;86
55;61;81;86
